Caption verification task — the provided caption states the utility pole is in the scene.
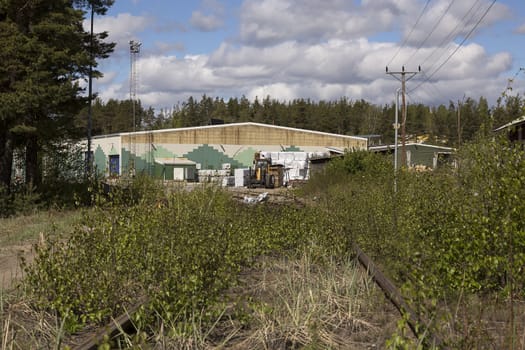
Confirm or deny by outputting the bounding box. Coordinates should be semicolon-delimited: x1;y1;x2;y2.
457;100;461;147
394;88;401;192
87;4;94;178
386;66;420;167
456;94;465;147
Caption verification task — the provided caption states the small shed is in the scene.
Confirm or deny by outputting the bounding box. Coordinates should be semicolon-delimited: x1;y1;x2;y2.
154;158;197;181
369;143;455;169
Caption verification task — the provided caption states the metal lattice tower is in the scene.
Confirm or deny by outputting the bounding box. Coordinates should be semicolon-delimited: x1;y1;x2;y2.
129;40;141;175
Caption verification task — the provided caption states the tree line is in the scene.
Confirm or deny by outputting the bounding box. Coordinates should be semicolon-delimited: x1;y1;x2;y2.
83;93;524;147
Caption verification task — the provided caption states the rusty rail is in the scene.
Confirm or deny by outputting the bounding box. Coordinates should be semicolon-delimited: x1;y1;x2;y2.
74;298;147;350
353;244;447;349
75;244;446;349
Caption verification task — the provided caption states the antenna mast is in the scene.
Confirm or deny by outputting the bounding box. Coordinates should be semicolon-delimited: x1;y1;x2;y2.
129;40;141;175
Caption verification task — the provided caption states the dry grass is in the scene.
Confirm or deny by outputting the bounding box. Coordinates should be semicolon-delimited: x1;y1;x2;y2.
3;252;524;349
0;209;84;348
229;252;396;349
135;252;397;349
0;247;390;349
436;295;525;349
0;294;69;350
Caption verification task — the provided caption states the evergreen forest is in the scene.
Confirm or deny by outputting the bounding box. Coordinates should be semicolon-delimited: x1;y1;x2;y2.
79;93;524;147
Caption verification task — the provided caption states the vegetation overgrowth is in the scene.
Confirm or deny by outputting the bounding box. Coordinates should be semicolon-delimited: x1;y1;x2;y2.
303;134;525;348
5;179;356;348
1;134;524;348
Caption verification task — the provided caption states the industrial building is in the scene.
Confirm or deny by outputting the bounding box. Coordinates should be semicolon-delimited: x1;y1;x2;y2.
85;122;368;180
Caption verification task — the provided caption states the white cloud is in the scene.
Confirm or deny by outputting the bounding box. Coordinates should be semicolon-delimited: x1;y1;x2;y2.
395;0;510;49
416;43;512;81
96;71;118;85
190;0;225;31
516;23;525;34
190;11;223;31
239;0;400;46
94;0;519;110
89;13;151;52
96;81;126;101
126;35;512;109
153;42;186;55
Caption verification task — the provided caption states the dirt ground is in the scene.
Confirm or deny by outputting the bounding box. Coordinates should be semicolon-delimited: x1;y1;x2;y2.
0;243;34;290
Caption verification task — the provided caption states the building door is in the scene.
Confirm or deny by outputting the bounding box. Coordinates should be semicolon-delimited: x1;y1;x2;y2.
109;155;120;176
173;167;184;180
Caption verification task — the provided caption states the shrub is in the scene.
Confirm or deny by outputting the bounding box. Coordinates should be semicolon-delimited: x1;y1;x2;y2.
22;183;348;333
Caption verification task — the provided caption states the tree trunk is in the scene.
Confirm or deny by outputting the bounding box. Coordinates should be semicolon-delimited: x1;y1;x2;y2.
25;135;40;188
0;129;14;190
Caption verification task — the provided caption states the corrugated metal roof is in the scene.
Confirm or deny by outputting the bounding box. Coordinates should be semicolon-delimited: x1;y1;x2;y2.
118;122;367;141
369;143;455;152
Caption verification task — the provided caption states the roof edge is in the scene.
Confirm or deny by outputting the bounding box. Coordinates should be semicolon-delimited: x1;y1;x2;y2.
118;122;367;141
493;115;525;132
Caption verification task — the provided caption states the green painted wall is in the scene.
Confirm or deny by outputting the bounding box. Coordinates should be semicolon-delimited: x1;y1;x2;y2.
94;145;106;175
183;144;243;170
121;149;153;176
153;163;166;179
233;147;258;167
407;145;439;168
153;145;176;158
116;143;317;179
121;148;130;175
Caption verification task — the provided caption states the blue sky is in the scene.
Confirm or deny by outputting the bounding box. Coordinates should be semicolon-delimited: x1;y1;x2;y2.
89;0;525;112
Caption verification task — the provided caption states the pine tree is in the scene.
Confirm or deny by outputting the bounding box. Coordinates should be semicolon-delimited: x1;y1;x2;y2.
0;0;114;189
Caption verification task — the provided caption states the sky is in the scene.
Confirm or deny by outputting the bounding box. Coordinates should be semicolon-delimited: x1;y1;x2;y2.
88;0;525;113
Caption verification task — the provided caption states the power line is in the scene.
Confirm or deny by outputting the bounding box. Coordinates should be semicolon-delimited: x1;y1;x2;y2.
418;71;450;102
409;0;497;93
420;0;483;69
405;0;456;64
387;0;432;67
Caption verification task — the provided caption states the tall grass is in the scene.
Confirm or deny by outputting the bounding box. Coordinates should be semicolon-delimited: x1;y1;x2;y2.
232;252;393;349
96;251;395;349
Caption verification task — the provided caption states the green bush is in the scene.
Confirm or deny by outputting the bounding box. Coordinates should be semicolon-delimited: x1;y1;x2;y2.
395;136;525;297
307;139;525;297
304;140;525;346
20;138;525;346
304;150;398;265
22;183;347;332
